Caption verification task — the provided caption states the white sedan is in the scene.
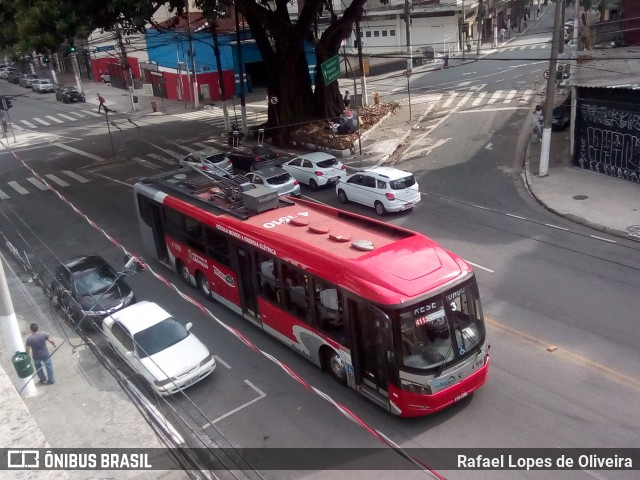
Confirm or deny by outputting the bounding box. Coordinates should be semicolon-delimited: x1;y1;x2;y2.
281;152;346;191
103;301;216;395
336;166;421;215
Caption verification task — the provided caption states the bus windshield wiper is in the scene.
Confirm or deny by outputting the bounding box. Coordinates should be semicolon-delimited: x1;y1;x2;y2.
434;343;453;378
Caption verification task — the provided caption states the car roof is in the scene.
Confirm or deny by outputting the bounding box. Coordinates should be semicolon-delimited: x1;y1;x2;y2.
362;166;413;180
62;255;110;273
296;152;336;162
254;166;288;177
110;301;172;334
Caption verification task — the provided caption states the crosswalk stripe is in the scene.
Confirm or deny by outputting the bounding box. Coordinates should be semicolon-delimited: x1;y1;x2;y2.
193;142;215;150
27;177;49;190
442;92;459;108
33;118;52;126
147;153;177;165
488;91;502;104
62;170;89;183
57;114;78;121
519;89;534;103
45;174;70;187
69;111;86;118
503;90;517;103
472;92;487;106
164;149;183;160
8;181;29;194
0;189;9;200
455;92;474;108
176;145;198;153
83;111;103;117
132;156;161;170
44;115;64;124
20;120;38;128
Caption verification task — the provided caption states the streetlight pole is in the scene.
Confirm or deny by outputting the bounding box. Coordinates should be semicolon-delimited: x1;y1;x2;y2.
404;0;412;72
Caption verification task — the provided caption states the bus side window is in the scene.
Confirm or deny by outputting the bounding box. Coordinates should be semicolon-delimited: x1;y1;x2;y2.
184;217;204;252
205;228;231;267
258;256;279;303
282;266;309;322
315;280;344;342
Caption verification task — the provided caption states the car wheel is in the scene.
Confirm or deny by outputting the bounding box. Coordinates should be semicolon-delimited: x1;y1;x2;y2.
323;348;347;385
176;260;192;286
196;272;213;300
63;98;69;104
309;178;319;191
374;201;387;216
337;189;349;204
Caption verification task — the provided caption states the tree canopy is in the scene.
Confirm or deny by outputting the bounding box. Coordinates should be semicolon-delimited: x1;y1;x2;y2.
0;0;368;141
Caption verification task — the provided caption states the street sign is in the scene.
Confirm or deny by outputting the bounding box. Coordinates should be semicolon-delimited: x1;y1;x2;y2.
95;45;116;52
543;69;550;79
270;96;278;105
321;55;341;85
403;70;412;78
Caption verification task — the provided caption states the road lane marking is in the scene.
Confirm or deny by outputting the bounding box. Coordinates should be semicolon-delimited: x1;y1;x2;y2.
455;92;473;108
57;114;78;121
8;181;29;194
214;355;231;369
485;317;640;391
90;171;134;187
590;235;616;243
83;111;103;117
69;111;86;117
62;170;89;183
164;149;183;160
0;189;9;199
45;174;70;187
204;379;266;426
45;115;64;124
53;143;106;162
502;90;517;103
147;153;176;165
544;223;569;231
33;117;52;126
465;260;494;273
20;120;38;128
519;89;534;103
506;213;526;219
487;90;502;104
472;92;487;106
27;177;48;190
132;156;161;170
442;92;459;108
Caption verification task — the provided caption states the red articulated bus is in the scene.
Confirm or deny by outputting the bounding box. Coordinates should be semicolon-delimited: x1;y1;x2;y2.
133;167;489;417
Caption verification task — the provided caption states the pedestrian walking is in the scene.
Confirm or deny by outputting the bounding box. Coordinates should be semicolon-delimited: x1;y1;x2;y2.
25;323;56;385
97;93;107;113
500;27;506;42
343;90;350;109
466;35;473;52
531;105;543;140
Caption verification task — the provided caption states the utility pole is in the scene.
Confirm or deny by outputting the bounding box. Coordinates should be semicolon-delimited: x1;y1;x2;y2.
0;255;36;398
539;0;563;177
355;21;368;107
492;0;498;48
210;24;231;131
559;0;566;54
234;3;248;136
71;53;84;96
462;0;466;61
477;0;484;54
185;4;199;110
115;25;137;111
570;0;580;158
404;0;412;72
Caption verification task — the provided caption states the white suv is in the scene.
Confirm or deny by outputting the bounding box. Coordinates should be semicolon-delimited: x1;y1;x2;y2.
336;166;421;215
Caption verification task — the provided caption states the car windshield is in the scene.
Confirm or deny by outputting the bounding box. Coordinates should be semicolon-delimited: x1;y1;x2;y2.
134;318;189;358
316;157;339;168
389;175;416;190
73;264;119;295
399;281;485;371
265;173;292;185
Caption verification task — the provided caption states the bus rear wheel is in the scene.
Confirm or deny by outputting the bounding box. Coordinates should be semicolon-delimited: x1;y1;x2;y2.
323;348;347;385
176;260;191;286
196;272;212;299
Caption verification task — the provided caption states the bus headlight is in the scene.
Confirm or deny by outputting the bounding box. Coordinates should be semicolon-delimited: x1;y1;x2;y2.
401;381;432;395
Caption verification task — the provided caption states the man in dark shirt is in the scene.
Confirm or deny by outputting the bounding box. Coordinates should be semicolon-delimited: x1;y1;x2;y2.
25;323;56;384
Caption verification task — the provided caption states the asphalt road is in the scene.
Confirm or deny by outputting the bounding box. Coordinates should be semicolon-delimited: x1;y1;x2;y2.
1;12;639;479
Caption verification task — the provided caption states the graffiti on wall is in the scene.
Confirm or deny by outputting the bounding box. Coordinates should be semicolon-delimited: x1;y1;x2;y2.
576;102;640;183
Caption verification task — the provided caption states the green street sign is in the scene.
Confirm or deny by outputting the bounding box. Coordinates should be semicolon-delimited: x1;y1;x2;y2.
321;55;341;85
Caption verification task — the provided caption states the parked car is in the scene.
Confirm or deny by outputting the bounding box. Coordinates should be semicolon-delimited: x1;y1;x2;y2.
100;72;111;83
245;166;300;197
179;152;233;176
102;301;216;396
50;255;136;328
55;86;85;103
336;166;421;215
228;144;280;172
281;152;346;191
0;67;17;79
32;78;55;93
6;71;21;83
18;73;38;88
552;94;571;132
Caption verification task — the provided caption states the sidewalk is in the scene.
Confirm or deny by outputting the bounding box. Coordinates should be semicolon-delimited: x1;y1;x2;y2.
0;254;184;479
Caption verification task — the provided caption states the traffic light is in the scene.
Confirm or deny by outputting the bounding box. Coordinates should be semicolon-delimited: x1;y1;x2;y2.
43;54;49;64
69;39;76;53
0;96;12;110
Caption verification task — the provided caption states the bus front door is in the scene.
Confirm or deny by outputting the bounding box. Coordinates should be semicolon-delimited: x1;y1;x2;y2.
234;246;258;316
354;302;394;396
148;203;168;263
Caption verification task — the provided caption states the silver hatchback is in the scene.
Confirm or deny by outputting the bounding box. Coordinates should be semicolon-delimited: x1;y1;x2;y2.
245;166;300;197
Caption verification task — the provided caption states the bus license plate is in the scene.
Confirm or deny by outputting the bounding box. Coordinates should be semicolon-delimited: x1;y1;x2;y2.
454;391;468;402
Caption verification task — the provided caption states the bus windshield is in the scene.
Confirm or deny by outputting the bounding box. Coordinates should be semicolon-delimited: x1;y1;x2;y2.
399;281;485;371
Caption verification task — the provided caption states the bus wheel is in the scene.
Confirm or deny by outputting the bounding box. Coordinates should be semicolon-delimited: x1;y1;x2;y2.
196;272;212;299
176;260;191;286
324;348;347;385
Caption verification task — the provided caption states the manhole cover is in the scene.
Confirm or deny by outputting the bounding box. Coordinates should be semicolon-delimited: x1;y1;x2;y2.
572;195;588;200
